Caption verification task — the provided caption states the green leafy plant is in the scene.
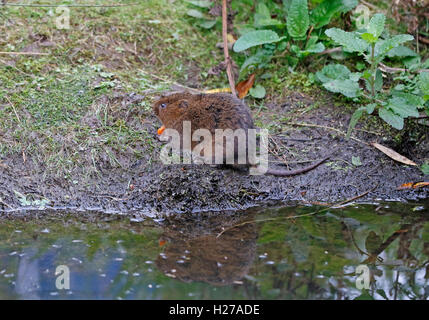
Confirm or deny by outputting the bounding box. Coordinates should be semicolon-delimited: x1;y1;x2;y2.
317;13;429;134
231;0;358;91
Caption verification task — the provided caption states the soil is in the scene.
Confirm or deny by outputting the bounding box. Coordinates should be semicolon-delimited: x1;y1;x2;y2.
0;91;427;216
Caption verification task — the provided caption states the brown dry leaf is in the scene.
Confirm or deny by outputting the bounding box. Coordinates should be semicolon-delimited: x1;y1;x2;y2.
235;73;255;99
397;181;429;190
397;182;415;190
413;182;429;189
371;142;417;166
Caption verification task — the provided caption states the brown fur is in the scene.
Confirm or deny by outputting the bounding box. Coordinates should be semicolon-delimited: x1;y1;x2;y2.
153;92;328;176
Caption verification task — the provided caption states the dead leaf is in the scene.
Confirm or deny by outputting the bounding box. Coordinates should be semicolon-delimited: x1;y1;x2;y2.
235;73;255;99
397;181;429;190
371;142;417;166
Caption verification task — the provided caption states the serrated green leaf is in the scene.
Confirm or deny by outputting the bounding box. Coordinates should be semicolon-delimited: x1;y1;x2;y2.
361;32;377;43
323;79;361;98
316;64;351;83
375;68;383;92
418;72;429;98
386;46;417;58
287;0;310;38
367;13;385;39
366;103;376;114
387;97;419;118
374;34;414;58
325;28;368;52
187;9;205;19
379;107;404;129
391;91;424;108
233;30;282;52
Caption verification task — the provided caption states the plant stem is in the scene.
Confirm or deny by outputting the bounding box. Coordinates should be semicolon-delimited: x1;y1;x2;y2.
370;42;376;98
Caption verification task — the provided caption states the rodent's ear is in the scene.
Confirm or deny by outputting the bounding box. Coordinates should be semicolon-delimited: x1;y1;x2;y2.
178;100;188;108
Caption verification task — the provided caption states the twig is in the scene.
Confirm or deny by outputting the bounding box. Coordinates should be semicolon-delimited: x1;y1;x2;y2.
379;62;429;74
222;0;237;98
285;122;369;146
419;36;429;45
0;51;49;56
318;47;342;55
5;96;21;123
360;0;380;11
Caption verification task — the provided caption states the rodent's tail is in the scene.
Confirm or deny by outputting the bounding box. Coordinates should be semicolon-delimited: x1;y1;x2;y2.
266;156;329;176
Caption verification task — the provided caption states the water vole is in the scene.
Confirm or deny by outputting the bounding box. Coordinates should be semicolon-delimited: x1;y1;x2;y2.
153;92;328;176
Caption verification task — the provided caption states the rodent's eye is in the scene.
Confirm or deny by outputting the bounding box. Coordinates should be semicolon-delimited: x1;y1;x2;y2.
160;103;167;109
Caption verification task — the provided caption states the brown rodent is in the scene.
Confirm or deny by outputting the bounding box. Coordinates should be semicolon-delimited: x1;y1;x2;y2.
153;92;328;176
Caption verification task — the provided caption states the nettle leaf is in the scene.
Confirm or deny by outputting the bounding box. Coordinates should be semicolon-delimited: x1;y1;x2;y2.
361;32;377;43
386;46;417;58
392;91;425;108
379;107;404;130
367;13;385;39
365;69;382;93
325;28;368;52
323;79;361;98
316;64;351;83
375;68;383;92
366;103;377;114
374;34;414;58
418;72;429;100
287;0;309;39
233;30;283;52
387;97;419;118
185;0;212;8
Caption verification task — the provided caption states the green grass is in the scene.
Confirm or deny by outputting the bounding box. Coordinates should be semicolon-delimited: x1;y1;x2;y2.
0;0;226;178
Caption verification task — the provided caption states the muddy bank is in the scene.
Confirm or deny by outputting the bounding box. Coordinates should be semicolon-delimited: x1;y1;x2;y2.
0;92;427;216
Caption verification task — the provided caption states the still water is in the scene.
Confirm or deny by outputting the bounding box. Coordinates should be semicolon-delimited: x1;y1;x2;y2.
0;202;428;300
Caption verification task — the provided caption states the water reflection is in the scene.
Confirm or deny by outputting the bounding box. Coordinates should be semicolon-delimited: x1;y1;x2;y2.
0;202;427;299
156;212;258;286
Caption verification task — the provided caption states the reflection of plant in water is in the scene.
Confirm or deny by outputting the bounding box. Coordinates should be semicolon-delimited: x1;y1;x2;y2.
247;204;429;300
